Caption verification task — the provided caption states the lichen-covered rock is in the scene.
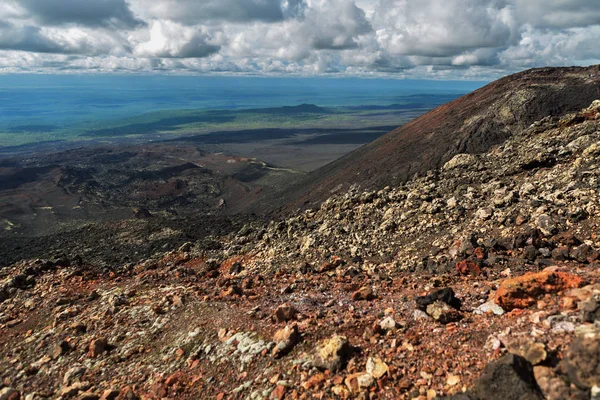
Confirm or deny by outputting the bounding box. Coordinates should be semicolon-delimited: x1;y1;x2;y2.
309;335;353;372
426;301;462;324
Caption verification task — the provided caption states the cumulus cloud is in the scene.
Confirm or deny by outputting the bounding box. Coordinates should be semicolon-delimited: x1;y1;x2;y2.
0;0;599;78
513;0;600;29
134;21;220;58
372;0;517;58
16;0;144;28
129;0;305;24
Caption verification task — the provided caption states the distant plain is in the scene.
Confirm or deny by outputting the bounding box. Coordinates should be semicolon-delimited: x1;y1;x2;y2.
0;75;484;169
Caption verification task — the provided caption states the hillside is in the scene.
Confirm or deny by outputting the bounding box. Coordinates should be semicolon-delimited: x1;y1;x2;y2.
271;65;600;213
1;74;600;399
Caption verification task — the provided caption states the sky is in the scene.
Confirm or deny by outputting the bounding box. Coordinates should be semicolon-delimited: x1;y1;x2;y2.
0;0;599;79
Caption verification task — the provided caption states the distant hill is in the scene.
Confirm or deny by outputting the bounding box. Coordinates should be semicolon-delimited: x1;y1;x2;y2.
272;65;600;213
255;103;329;114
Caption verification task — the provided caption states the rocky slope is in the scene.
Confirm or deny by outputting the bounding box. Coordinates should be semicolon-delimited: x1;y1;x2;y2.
2;92;600;399
273;65;600;213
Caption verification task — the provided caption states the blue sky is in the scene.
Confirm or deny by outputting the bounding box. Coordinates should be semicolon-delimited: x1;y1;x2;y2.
0;0;599;79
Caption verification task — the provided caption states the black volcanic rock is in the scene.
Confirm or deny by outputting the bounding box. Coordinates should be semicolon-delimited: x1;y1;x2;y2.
473;354;543;400
416;287;462;311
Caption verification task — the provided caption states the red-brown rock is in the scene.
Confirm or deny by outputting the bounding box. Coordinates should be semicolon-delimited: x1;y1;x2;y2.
495;271;585;310
88;337;108;358
455;260;481;276
274;303;297;323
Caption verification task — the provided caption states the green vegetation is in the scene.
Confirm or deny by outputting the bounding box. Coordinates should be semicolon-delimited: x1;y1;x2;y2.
0;103;436;149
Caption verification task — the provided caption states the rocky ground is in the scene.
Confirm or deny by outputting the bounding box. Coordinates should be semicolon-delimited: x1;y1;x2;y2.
2;101;600;399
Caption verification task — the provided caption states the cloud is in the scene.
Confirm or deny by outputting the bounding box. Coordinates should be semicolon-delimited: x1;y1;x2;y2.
129;0;306;24
372;0;517;58
134;21;220;58
0;20;131;55
16;0;144;28
0;0;599;78
513;0;600;29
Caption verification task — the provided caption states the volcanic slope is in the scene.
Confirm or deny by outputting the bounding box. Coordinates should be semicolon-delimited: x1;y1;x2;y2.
2;88;600;397
272;65;600;213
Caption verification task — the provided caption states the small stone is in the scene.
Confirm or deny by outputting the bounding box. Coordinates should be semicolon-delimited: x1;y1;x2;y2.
426;301;462;324
378;316;398;331
63;366;86;385
270;385;286;400
274;303;297;323
77;393;99;400
455;260;481;276
52;340;71;359
88;337;108;358
99;389;119;400
345;373;374;392
366;357;388;379
220;285;243;297
415;287;462;311
474;301;505;316
507;339;547;365
582;296;600;322
352;286;375;301
447;375;461;386
272;324;300;358
0;388;20;400
310;335;353;372
536;214;558;236
476;208;493;220
59;382;91;399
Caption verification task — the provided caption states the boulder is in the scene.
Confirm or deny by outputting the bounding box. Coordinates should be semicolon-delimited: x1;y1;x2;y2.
565;337;600;389
473;354;543;400
495;271;585;310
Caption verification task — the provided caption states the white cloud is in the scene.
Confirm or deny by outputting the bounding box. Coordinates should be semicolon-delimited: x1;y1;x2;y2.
134;21;220;58
0;0;599;78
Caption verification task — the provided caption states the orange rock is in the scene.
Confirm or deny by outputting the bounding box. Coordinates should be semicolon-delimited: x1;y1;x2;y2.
270;385;286;400
495;271;585;310
302;373;326;390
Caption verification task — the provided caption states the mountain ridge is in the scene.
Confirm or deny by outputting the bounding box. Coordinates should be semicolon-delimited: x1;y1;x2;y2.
269;65;600;214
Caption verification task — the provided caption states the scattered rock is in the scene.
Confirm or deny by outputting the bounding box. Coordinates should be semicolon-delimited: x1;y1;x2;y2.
0;388;20;400
495;271;585;310
474;301;505;315
426;301;462;324
88;337;108;358
309;335;353;372
507;339;547;365
473;354;543;400
274;303;297;323
455;260;481;276
582;296;600;322
272;324;300;358
352;286;375;301
378;316;398;331
366;357;388;379
345;372;374;392
565;336;600;389
416;287;462;311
